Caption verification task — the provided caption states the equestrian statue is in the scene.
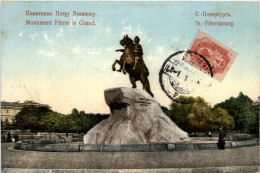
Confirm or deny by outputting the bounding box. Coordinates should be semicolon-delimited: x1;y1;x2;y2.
112;35;154;97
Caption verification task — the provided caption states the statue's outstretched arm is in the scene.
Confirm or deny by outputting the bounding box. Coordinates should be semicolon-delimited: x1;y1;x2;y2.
115;49;125;52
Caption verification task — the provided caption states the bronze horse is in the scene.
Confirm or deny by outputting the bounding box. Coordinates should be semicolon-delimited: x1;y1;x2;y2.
112;35;153;97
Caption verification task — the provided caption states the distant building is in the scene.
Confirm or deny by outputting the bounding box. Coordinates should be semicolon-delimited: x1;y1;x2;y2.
1;100;50;124
1;102;22;124
22;100;50;108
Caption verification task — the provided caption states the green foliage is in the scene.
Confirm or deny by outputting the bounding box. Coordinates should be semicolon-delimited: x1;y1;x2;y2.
65;109;109;133
214;92;258;133
252;96;260;134
15;106;109;133
1;118;14;130
168;96;234;133
15;105;52;132
4;118;10;130
161;106;170;117
210;108;234;129
40;112;64;132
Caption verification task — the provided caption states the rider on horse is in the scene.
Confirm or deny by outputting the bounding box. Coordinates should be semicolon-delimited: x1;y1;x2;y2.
116;36;149;75
132;36;149;76
112;35;154;97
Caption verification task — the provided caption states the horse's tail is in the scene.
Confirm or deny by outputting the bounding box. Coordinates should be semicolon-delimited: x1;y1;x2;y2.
146;81;154;97
142;76;153;97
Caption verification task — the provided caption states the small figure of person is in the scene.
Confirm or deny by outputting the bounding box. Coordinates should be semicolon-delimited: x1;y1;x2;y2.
217;127;226;150
7;132;12;143
14;134;19;142
208;131;212;137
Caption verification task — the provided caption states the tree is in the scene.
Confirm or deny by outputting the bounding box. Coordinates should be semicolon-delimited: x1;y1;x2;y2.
15;105;109;133
210;108;235;130
77;112;109;133
71;108;79;116
161;106;170;117
3;118;10;130
40;112;65;132
1;120;3;130
12;118;17;129
251;96;260;134
15;105;52;132
168;96;234;133
66;109;81;133
214;92;257;133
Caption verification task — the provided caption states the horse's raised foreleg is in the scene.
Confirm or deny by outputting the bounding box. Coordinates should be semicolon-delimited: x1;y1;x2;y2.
112;60;117;71
117;64;122;72
112;60;120;71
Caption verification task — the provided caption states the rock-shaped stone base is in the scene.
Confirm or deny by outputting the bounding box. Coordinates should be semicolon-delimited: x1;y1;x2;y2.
83;87;190;145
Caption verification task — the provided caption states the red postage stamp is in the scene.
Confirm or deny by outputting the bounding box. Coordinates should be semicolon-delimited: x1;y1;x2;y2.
183;30;238;82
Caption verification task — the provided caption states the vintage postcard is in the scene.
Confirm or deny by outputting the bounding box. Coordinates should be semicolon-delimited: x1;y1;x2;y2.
1;1;259;172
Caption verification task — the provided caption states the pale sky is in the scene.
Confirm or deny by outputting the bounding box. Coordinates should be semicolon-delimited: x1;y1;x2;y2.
1;1;259;114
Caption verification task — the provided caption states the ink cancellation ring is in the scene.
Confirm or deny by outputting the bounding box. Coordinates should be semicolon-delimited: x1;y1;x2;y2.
159;50;213;101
